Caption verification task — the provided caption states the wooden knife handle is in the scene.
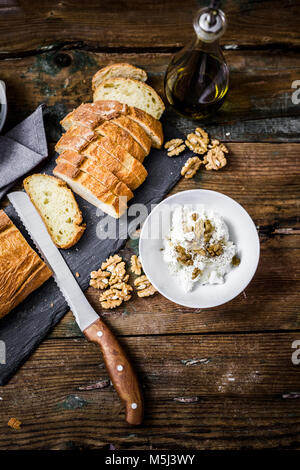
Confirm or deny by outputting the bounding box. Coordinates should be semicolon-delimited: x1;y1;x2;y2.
84;318;143;425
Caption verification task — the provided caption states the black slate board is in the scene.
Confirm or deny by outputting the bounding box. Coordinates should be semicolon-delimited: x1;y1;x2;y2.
0;121;193;385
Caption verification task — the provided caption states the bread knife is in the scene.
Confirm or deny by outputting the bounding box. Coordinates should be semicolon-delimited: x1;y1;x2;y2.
8;191;143;425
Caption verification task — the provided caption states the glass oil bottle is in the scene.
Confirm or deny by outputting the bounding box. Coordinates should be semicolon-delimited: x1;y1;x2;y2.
164;4;229;120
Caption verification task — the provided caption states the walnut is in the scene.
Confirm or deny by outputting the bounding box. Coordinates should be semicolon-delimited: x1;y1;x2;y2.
107;261;129;286
181;157;202;179
204;219;214;243
130;255;142;275
232;255;240;266
134;275;156;297
185;127;209;154
208;138;220;149
191;213;199;221
175;245;193;266
164;138;186;157
90;269;111;289
205;145;228;170
100;282;133;309
165;138;183;149
8;418;21;430
192;247;206;257
207;243;223;257
91;254;129;289
101;254;122;270
107;260;125;276
110;272;129;286
192;268;202;280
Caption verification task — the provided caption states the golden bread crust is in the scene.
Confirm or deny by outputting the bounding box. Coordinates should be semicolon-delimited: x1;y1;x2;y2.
0;210;52;318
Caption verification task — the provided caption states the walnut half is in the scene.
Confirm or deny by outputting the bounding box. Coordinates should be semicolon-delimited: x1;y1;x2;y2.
181;156;202;179
100;282;133;309
185;127;209;154
90;269;111;289
130;255;142;275
164;138;186;157
134;275;156;297
205;144;228;171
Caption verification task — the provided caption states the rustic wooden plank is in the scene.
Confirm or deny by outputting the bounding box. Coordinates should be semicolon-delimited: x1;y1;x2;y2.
51;240;300;337
47;141;299;336
1;50;299;142
0;0;299;54
1;140;298;333
0;333;299;449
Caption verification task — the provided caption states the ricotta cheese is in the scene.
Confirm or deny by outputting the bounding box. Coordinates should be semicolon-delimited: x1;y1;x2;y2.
163;205;238;292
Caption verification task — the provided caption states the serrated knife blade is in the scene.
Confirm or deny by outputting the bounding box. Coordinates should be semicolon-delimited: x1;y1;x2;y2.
8;191;98;331
7;190;143;425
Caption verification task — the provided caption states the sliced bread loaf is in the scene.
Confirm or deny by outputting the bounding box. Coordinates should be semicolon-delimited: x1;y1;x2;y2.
60;101;129;131
92;63;147;91
111;116;151;155
23;174;86;249
56;152;133;201
61;100;164;149
126;106;163;149
95;120;146;161
53;162;127;219
55;126;96;154
82;140;145;190
93;77;165;120
83;137;148;188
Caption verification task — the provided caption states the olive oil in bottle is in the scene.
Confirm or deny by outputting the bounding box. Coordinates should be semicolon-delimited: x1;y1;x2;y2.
164;5;229;120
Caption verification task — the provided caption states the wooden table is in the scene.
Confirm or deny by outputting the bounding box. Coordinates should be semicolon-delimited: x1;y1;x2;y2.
0;0;299;450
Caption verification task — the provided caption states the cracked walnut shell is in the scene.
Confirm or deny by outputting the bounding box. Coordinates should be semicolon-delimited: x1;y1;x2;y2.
181;157;202;179
134;275;156;297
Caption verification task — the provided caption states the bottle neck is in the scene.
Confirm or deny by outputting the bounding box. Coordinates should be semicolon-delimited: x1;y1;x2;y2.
192;35;221;53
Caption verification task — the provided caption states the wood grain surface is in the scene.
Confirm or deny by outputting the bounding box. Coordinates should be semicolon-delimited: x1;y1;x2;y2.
0;0;299;451
1;50;299;141
0;0;299;54
0;334;300;450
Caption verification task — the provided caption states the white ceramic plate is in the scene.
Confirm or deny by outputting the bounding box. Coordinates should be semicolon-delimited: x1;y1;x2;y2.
0;80;7;132
139;189;260;308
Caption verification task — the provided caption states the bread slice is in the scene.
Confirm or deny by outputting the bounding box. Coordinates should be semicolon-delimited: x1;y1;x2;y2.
82;142;143;190
23;174;86;249
126;106;163;149
92;63;147;91
111;116;151;155
56;151;133;201
95;120;146;161
93;77;165;120
83;137;147;189
60;101;129;131
61;100;164;149
53;162;127;218
0;210;52;319
55;126;96;154
61;104;104;130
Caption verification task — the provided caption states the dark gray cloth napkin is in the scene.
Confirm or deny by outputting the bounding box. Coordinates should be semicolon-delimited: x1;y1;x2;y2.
0;105;48;199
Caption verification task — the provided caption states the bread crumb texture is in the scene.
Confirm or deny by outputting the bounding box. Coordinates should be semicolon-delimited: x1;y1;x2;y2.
24;174;85;249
